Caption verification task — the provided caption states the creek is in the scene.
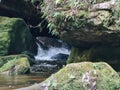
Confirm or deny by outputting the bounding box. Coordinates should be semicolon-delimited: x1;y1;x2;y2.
30;37;71;75
0;37;71;90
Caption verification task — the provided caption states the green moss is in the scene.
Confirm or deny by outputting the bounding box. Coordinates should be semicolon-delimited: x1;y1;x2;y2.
15;57;30;74
67;47;81;63
110;1;120;30
19;62;120;90
0;16;37;55
41;0;120;36
0;17;15;55
67;46;120;71
47;62;120;90
67;47;92;63
0;54;30;75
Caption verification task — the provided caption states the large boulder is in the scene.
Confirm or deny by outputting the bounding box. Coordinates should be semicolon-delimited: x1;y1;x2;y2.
41;0;120;47
41;0;120;68
0;16;37;55
0;54;30;75
17;62;120;90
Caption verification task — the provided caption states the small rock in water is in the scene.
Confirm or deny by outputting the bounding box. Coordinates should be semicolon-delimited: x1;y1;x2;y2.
9;85;14;88
9;85;12;88
51;53;69;60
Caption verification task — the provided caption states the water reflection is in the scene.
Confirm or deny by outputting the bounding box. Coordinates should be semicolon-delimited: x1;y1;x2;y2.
0;74;46;90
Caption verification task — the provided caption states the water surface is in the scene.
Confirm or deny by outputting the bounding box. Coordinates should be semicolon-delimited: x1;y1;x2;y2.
0;74;46;90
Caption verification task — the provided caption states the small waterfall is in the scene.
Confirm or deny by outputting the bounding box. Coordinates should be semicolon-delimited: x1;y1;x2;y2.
34;40;70;61
31;37;71;75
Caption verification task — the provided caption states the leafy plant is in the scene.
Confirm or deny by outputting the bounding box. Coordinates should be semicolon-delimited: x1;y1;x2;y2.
41;0;120;35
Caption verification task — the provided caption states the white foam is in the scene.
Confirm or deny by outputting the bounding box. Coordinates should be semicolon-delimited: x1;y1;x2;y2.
34;42;70;61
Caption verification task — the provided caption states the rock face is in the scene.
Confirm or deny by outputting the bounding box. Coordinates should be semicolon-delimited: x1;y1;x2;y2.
0;16;37;55
67;47;120;71
41;0;120;69
36;37;62;49
42;0;120;47
0;54;30;75
17;62;120;90
0;0;38;19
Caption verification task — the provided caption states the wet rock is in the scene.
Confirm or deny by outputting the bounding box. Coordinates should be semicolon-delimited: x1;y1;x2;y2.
30;58;67;76
30;64;58;76
61;29;120;48
36;37;62;49
51;53;69;60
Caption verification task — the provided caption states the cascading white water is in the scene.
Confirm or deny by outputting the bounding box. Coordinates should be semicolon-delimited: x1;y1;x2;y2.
34;41;70;61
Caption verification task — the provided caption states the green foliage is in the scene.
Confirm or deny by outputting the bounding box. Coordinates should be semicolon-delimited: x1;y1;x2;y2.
41;0;117;35
41;0;90;35
0;55;30;75
112;0;120;30
0;57;17;72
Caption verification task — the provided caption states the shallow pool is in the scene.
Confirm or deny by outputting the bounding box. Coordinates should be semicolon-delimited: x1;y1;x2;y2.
0;74;46;90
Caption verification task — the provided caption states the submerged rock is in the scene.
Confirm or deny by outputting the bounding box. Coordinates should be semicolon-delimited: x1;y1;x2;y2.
0;16;37;55
30;58;67;76
0;54;30;75
30;63;58;76
17;62;120;90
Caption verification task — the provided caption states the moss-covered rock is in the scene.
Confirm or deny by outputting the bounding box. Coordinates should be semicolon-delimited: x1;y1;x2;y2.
0;16;37;55
67;47;120;71
17;62;120;90
67;47;91;63
0;54;30;75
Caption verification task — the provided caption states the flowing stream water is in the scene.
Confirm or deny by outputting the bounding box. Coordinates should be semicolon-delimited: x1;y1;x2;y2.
0;39;70;90
30;39;71;76
34;40;70;60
